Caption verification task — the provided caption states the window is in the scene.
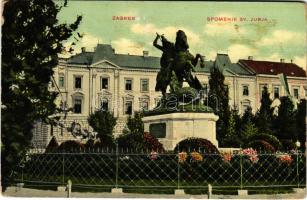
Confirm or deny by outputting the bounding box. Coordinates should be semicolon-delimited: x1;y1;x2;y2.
243;85;249;96
140;79;149;92
125;79;132;91
293;88;299;99
274;87;280;99
241;100;251;113
73;98;82;113
101;78;108;90
140;101;149;111
59;76;65;88
125;101;133;115
202;83;208;96
75;76;82;89
260;85;267;100
101;99;108;111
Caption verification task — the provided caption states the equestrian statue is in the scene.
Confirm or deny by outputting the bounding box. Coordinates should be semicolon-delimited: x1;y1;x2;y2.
153;30;205;104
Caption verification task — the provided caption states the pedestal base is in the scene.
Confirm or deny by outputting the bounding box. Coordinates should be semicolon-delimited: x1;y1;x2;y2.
143;112;219;150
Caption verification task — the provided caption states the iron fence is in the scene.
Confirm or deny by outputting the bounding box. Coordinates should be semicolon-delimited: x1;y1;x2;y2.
15;147;306;191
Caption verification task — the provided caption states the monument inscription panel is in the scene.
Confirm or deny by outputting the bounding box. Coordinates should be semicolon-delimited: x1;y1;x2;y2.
149;123;166;138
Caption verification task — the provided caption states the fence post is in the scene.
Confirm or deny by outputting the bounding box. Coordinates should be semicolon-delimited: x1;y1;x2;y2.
208;184;212;199
21;166;24;184
115;142;119;188
240;147;243;190
177;144;180;190
296;151;299;188
67;179;72;198
62;150;65;186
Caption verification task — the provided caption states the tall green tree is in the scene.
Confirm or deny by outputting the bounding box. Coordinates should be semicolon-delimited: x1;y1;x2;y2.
255;86;274;134
240;106;258;143
275;96;297;141
126;112;144;135
208;67;231;146
222;111;242;148
88;110;117;145
296;99;306;150
241;106;255;124
2;0;81;191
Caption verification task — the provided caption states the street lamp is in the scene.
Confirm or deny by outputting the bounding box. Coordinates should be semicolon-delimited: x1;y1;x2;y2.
295;140;301;152
296;140;301;148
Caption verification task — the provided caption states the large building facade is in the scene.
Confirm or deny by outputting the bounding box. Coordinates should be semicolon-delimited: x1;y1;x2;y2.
32;44;307;146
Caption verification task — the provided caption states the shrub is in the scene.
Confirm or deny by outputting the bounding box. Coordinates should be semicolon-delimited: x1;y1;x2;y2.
221;136;242;148
126;112;144;135
88;110;117;142
84;139;95;149
241;148;259;163
94;139;116;149
174;137;219;154
58;140;85;152
117;132;164;152
247;140;276;153
45;136;59;153
280;139;296;151
247;133;282;150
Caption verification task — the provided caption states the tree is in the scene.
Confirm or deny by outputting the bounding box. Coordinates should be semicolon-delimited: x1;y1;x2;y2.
126;112;144;135
240;121;259;143
222;112;242;147
2;0;81;191
208;66;231;145
88;110;117;146
239;106;258;142
296;99;306;150
241;106;254;124
275;96;297;141
225;113;236;138
255;86;274;134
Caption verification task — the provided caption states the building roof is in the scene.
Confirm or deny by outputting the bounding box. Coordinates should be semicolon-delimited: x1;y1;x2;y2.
65;44;252;75
214;54;252;75
239;59;306;77
67;52;94;65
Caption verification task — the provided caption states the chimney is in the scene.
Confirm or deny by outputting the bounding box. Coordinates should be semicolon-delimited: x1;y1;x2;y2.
81;47;86;53
280;58;285;63
143;50;149;57
248;56;253;60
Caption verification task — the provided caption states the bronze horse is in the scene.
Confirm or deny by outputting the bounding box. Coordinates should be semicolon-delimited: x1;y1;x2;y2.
153;30;204;97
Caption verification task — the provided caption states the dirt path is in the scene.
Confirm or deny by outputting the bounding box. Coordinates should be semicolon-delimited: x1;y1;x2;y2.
2;187;306;199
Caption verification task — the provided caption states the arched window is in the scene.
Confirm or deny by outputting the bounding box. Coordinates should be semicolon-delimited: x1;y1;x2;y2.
72;92;84;114
241;99;251;113
124;94;134;115
139;95;150;111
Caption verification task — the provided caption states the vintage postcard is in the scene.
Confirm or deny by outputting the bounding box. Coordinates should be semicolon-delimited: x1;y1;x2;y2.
2;0;306;198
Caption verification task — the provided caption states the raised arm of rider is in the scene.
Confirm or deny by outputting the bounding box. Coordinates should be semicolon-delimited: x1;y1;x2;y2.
153;35;163;51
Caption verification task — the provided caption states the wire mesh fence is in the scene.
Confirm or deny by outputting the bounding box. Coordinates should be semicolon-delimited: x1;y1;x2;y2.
15;147;306;190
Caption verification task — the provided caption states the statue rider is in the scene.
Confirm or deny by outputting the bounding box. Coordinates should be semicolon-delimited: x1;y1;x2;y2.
153;33;175;96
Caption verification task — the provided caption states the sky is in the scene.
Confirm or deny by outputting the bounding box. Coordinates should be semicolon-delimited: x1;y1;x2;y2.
58;1;306;70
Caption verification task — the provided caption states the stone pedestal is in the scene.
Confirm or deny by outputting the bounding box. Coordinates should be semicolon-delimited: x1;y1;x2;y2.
143;112;219;150
112;188;123;193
